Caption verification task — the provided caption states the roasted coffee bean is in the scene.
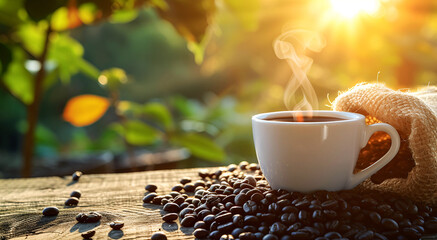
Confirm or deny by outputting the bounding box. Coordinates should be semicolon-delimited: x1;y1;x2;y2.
209;230;222;240
243;225;257;233
251;192;264;202
204;214;216;226
231;228;245;238
219;234;235;240
243;200;258;214
368;211;381;224
216;212;233;223
81;230;95;239
42;206;59;216
194;220;207;230
239;232;257;240
381;218;399;230
181;215;196;227
180;177;192;185
143;193;157;203
402;227;421;239
152;196;163;205
162;213;178;222
72;171;82;181
163;202;179;213
109;221;124;230
65;197;79;206
270;222;286;236
173;195;185;205
193;228;209;238
280;213;297;225
239;161;249;170
289;231;310;239
218;222;235;233
206;196;221;208
184;184;195;192
324;231;341;238
76;212;101;223
354;230;374;240
171;184;184;192
179;208;194;219
235;193;249;206
151;231;167;240
243;215;259;226
70;190;81;199
263;234;279;240
145;184;158;192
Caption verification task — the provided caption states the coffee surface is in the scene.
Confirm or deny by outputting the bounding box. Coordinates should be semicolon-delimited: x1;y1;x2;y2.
266;116;346;122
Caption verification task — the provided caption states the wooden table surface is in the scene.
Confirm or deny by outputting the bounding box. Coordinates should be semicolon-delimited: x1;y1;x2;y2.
1;167;436;240
0;167;216;240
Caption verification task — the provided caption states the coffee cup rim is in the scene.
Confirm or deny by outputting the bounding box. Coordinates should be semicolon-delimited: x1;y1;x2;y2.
252;110;364;124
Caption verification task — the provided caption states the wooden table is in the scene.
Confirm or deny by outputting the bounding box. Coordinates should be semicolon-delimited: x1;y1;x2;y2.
1;168;436;240
0;168;214;239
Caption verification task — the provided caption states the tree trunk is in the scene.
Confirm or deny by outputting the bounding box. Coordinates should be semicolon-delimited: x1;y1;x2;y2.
21;26;52;178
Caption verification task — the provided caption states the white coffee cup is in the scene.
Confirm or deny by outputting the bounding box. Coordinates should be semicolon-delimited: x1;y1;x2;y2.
252;110;400;192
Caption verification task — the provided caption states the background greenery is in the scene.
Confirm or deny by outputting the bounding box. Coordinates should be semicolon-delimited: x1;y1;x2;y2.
1;0;436;177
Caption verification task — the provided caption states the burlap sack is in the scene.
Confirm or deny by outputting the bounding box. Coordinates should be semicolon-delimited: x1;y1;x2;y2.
332;83;437;204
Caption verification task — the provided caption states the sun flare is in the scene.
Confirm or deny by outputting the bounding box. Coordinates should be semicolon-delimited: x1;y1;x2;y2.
329;0;380;19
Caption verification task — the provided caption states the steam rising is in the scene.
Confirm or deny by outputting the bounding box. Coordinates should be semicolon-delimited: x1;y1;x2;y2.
273;30;326;111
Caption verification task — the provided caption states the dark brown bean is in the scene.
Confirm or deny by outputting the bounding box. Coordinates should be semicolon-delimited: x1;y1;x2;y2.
70;190;81;199
181;215;196;227
65;197;79;206
145;184;157;192
193;228;209;238
163;202;179;213
109;221;124;230
180;177;192;185
42;206;59;216
162;213;178;222
151;231;167;240
72;171;82;181
142;193;157;203
381;218;399;230
81;230;95;239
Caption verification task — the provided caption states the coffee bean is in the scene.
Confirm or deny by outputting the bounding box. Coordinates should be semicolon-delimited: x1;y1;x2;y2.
193;228;209;238
76;212;101;223
180;177;192;185
289;231;310;239
239;232;257;240
70;190;81;199
152;196;163;205
81;230;95;239
381;218;399;230
216;212;233;223
402;227;421;240
263;234;279;240
181;215;196;227
425;218;437;233
324;231;341;238
145;184;158;192
163;202;179;213
231;228;245;238
171;184;184;192
218;222;235;233
143;193;157;203
184;184;195;192
151;231;167;240
162;213;178;222
243;225;257;233
280;213;297;225
173;195;184;205
368;211;381;224
65;197;79;206
209;230;222;240
354;230;374;240
270;222;286;236
42;206;59;216
72;171;82;181
109;221;124;230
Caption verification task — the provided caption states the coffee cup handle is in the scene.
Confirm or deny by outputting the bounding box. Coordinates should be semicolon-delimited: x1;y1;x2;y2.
347;123;401;189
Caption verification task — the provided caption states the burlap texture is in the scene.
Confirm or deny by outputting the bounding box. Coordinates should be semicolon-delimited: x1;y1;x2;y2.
332;83;437;204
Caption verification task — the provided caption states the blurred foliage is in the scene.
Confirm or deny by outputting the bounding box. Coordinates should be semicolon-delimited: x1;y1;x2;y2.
2;0;437;176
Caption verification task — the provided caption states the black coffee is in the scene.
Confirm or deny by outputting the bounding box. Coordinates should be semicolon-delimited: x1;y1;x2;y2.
266;116;346;122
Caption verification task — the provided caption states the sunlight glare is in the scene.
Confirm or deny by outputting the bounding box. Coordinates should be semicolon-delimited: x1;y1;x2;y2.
329;0;380;19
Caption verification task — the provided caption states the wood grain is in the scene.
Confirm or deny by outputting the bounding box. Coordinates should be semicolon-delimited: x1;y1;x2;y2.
0;168;216;240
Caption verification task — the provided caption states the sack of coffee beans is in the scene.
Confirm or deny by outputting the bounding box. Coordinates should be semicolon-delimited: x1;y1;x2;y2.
332;83;437;204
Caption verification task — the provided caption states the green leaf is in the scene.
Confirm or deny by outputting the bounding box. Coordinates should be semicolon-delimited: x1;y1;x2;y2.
0;0;25;27
143;102;174;130
0;43;12;75
24;0;66;22
17;121;59;148
48;33;99;82
124;120;161;145
170;133;225;162
2;47;34;104
17;22;47;56
169;95;205;119
110;9;138;23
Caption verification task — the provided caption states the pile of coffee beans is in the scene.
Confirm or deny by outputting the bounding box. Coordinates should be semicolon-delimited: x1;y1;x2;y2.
356;116;415;184
145;161;437;240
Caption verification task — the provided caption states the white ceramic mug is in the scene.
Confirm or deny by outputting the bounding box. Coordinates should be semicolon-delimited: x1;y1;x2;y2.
252;110;400;192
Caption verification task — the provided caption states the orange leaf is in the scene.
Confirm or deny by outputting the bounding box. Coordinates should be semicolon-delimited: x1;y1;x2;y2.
68;0;82;29
63;94;110;127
